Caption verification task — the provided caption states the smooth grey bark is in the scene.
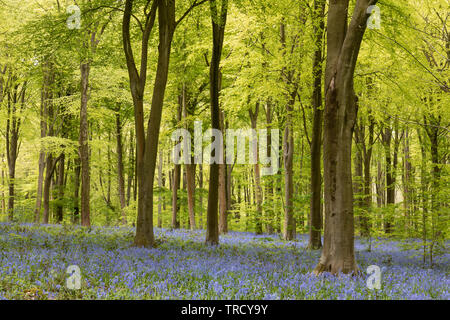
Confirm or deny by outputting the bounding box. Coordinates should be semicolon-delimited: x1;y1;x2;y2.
206;0;228;245
314;0;377;275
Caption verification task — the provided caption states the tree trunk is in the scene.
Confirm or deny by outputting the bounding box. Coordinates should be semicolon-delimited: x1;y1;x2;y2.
354;125;364;232
34;65;51;223
116;106;127;225
314;0;375;275
308;0;325;249
73;155;81;224
172;97;182;229
158;147;163;228
264;100;274;234
280;22;296;241
382;125;394;233
199;164;203;229
1;154;6;215
79;62;91;227
123;0;175;247
402;127;412;234
43;155;59;224
5;82;26;221
126;129;134;206
206;0;228;245
55;154;65;223
182;84;197;231
219;110;228;234
249;103;263;234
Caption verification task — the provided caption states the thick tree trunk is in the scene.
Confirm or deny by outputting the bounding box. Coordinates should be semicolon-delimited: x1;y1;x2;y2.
314;0;376;275
206;0;228;245
308;0;325;249
136;2;174;247
123;0;175;247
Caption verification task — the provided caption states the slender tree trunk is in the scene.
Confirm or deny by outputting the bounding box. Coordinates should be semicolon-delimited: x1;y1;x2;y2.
182;84;197;231
116;107;127;225
362;115;375;237
308;0;325;249
34;66;51;223
34;152;46;223
126;129;134;206
354;126;364;232
107;132;112;206
219;109;228;234
382;126;394;233
186;163;196;230
280;22;296;241
172;97;182;229
1;154;6;215
79;62;91;227
158;148;163;228
249;103;263;234
264;100;274;234
402;128;412;234
199;164;203;229
55;154;65;223
418;129;428;265
6;83;25;221
73;155;81;224
43;155;57;224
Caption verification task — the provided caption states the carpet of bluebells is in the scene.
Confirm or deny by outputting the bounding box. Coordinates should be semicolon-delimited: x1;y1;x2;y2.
0;222;448;300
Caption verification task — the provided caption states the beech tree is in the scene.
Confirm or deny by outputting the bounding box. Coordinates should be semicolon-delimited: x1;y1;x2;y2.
314;0;378;275
206;0;228;245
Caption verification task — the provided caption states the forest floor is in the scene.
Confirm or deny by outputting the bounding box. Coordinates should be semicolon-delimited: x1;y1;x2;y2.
0;222;448;300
